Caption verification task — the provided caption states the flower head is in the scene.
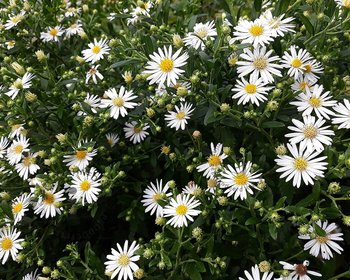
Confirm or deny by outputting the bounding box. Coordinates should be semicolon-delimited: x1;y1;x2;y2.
164;102;194;130
183;21;217;50
82;38;110;64
163;194;201;228
196;143;227;178
123;121;150;144
0;227;24;264
239;264;274;280
220;161;262;200
298;220;344;260
104;240;140;280
144;46;188;87
275;143;328;188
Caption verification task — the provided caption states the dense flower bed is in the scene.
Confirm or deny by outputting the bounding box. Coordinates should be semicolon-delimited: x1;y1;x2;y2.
0;0;350;279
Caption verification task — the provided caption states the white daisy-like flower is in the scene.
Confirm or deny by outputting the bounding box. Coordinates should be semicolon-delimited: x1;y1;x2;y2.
232;76;273;106
104;240;140;280
183;21;217;50
260;10;295;38
82;38;110;64
302;59;324;82
290;84;337;120
232;18;274;47
143;46;189;87
40;26;64;42
85;65;104;84
239;264;274;280
22;269;40;280
69;167;102;206
332;99;350;129
0;136;9;158
141;179;172;218
236;46;283;83
5;40;16;49
182;181;201;196
6;135;30;165
15;152;40;180
63;144;97;171
127;9;142;26
298;220;344;260
33;183;66;219
65;21;83;38
100;87;137;120
0;227;24;264
11;193;32;225
278;260;321;280
123;121;150;144
196;143;228;178
335;0;350;9
275;143;328;188
206;178;219;195
164;102;194;130
5;72;35;99
106;133;119;147
291;77;316;93
285;115;334;152
281;45;312;79
64;6;81;17
163;194;201;228
78;93;101;116
220;161;262;200
4;11;25;30
9;124;25;138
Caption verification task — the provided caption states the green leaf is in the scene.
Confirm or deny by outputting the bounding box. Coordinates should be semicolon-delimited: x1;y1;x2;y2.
184;263;202;280
261;121;285;128
204;104;216;125
269;223;278;240
254;0;262;12
0;201;13;220
110;59;139;68
275;196;287;209
313;222;326;237
245;217;259;225
298;14;314;35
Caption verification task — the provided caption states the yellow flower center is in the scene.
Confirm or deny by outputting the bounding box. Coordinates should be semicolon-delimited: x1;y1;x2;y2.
118;254;130;266
299;81;309;91
153;193;162;202
207;178;217;188
303;64;312;73
234;173;249;186
11;14;23;24
133;126;142;133
80;180;91;191
303;125;318;139
253;58;267;70
196;27;209;38
308;96;321;108
14;144;23;154
245;84;257;94
176;204;188;215
228;57;237;66
343;0;350;7
44;192;55;205
75;150;87;160
159;58;174;73
176;111;186;120
249;24;264;37
294;157;308;171
113;97;124;107
8;41;15;47
291;58;302;68
207;155;221;166
49;28;59;37
92;45;101;54
14;79;23;89
22;156;35;167
1;238;13;251
12;202;23;214
316;235;329;243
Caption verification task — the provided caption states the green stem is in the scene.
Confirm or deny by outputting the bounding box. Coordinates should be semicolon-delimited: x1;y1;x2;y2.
285;249;304;261
328;270;350;280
